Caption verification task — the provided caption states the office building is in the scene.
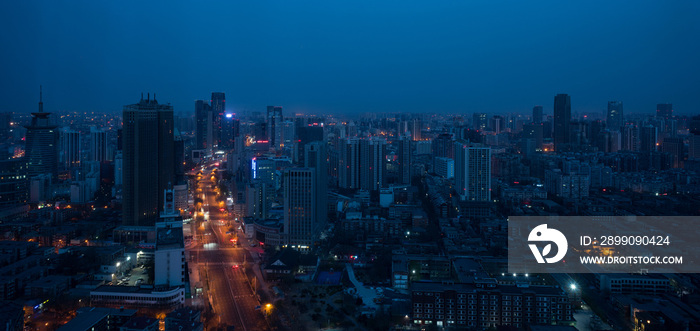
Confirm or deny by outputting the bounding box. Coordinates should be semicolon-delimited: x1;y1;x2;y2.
397;136;412;185
0;154;27;209
304;141;328;228
532;105;543;124
411;119;422;141
472;113;487;131
606;101;624;131
522;123;543;151
194;100;211;151
296;124;323;164
489;115;504;134
267;106;283;149
90;127;110;162
662;137;684;168
622;125;640;151
211;92;225;149
338;138;360;189
359;138;386;191
553;94;571;151
432;133;454;171
59;128;81;170
122;94;174;227
284;168;318;251
640;125;658;152
455;142;491;201
281;120;295;149
219;113;238;150
25;87;59;178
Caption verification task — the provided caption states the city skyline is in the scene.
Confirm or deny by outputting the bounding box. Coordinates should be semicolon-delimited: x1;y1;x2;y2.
2;2;700;330
2;2;699;115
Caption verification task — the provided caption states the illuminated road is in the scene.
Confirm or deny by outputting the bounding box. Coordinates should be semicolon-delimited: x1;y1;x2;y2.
189;165;268;330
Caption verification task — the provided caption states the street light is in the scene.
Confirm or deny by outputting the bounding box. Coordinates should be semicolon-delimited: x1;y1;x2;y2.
570;283;577;290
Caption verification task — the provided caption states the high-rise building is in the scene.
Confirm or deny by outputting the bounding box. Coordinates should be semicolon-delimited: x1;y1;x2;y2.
553;94;571;151
410;119;422;141
284;168;318;251
607;101;624;131
472;113;487;131
219;113;238;150
359;138;386;191
304;141;328;228
0;152;27;209
455;141;491;201
25;87;59;179
661;137;684;168
432;133;454;171
194;100;211;151
297;124;323;164
114;151;123;187
532;105;543;124
656;103;672;119
211;92;225;149
523;123;544;151
489;115;504;133
281;120;295;149
90;127;110;162
622;125;640;151
640;125;658;152
338;139;360;189
122;94;174;227
59;128;81;170
397;137;412;185
690;116;700;160
155;189;185;288
433;157;454;179
267;106;283;149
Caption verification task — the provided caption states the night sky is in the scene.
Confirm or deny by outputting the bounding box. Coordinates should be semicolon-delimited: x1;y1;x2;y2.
2;1;699;116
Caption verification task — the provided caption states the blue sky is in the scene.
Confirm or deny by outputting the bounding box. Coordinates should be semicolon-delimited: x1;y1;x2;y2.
1;1;699;116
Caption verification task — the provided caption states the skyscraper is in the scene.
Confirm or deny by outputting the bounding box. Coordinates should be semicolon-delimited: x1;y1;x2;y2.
194;100;211;151
59;128;81;170
297;124;323;164
662;137;684;168
523;123;544;151
532;105;543;124
25;86;59;179
219;113;239;150
553;94;571;151
90;127;110;162
455;141;491;201
267;106;283;149
284;168;318;251
359;138;386;191
622;125;640;151
640;125;658;152
606;101;624;131
122;94;174;227
338;138;360;189
432;133;454;172
0;151;27;209
473;113;487;131
410;119;422;141
304;141;328;229
397;136;412;185
211;92;225;149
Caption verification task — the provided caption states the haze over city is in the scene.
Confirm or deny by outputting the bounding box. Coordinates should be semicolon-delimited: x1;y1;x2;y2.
2;2;700;331
2;1;700;115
